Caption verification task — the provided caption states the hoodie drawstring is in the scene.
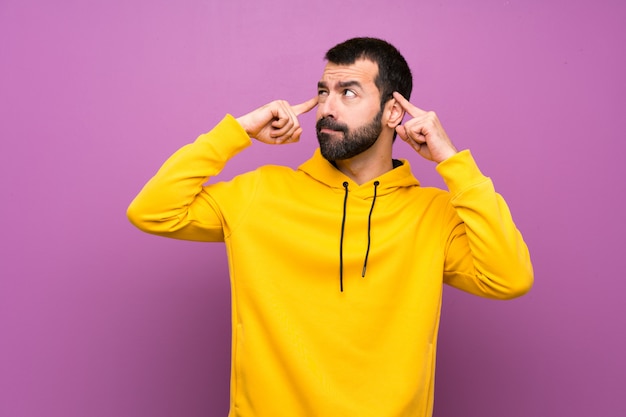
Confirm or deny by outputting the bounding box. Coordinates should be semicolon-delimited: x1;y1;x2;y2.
339;182;349;292
361;181;379;278
339;180;379;292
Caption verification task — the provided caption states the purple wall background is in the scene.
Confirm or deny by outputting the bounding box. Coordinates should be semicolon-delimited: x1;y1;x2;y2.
1;0;624;416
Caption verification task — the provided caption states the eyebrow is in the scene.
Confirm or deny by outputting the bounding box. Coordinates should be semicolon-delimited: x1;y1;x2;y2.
317;80;363;90
338;80;363;89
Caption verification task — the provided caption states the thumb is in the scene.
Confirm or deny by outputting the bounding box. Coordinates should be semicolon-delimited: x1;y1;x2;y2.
395;125;408;141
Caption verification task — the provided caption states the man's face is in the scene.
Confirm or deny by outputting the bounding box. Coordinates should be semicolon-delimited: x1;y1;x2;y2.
315;59;384;161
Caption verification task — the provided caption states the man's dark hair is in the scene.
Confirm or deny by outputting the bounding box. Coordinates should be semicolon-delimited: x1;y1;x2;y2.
325;37;413;108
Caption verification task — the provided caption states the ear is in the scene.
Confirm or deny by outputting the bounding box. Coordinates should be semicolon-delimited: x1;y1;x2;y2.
384;98;405;129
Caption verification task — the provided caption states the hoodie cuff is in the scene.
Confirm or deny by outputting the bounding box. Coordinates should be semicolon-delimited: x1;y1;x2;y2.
194;114;253;159
436;150;489;196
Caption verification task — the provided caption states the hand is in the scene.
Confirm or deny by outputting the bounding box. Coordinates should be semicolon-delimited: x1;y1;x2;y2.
393;92;457;163
236;97;318;144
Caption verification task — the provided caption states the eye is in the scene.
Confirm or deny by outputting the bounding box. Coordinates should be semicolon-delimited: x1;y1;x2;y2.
343;89;357;98
318;89;328;97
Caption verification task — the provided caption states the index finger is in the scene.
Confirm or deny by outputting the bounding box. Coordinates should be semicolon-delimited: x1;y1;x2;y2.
292;96;319;116
393;92;426;118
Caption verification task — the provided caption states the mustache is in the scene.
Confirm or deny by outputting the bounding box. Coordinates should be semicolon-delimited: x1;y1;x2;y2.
316;117;348;134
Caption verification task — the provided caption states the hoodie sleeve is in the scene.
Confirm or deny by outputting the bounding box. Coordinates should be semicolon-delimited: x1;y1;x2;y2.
126;115;252;242
437;150;534;299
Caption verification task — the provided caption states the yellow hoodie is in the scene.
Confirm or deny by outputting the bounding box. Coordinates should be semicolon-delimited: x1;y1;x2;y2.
127;115;533;417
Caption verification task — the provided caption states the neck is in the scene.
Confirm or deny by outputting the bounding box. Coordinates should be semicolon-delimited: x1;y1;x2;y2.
333;139;394;185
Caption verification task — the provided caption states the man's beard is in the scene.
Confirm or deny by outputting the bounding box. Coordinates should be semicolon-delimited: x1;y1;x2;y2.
316;110;383;161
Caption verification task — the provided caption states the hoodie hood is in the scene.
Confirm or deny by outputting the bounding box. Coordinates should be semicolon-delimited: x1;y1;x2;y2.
298;148;421;291
298;149;420;197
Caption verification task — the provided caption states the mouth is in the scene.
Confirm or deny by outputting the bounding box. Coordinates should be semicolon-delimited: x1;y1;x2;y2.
316;117;347;137
320;128;343;135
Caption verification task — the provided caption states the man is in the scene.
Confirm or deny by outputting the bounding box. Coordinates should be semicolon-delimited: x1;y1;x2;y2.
127;37;533;417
